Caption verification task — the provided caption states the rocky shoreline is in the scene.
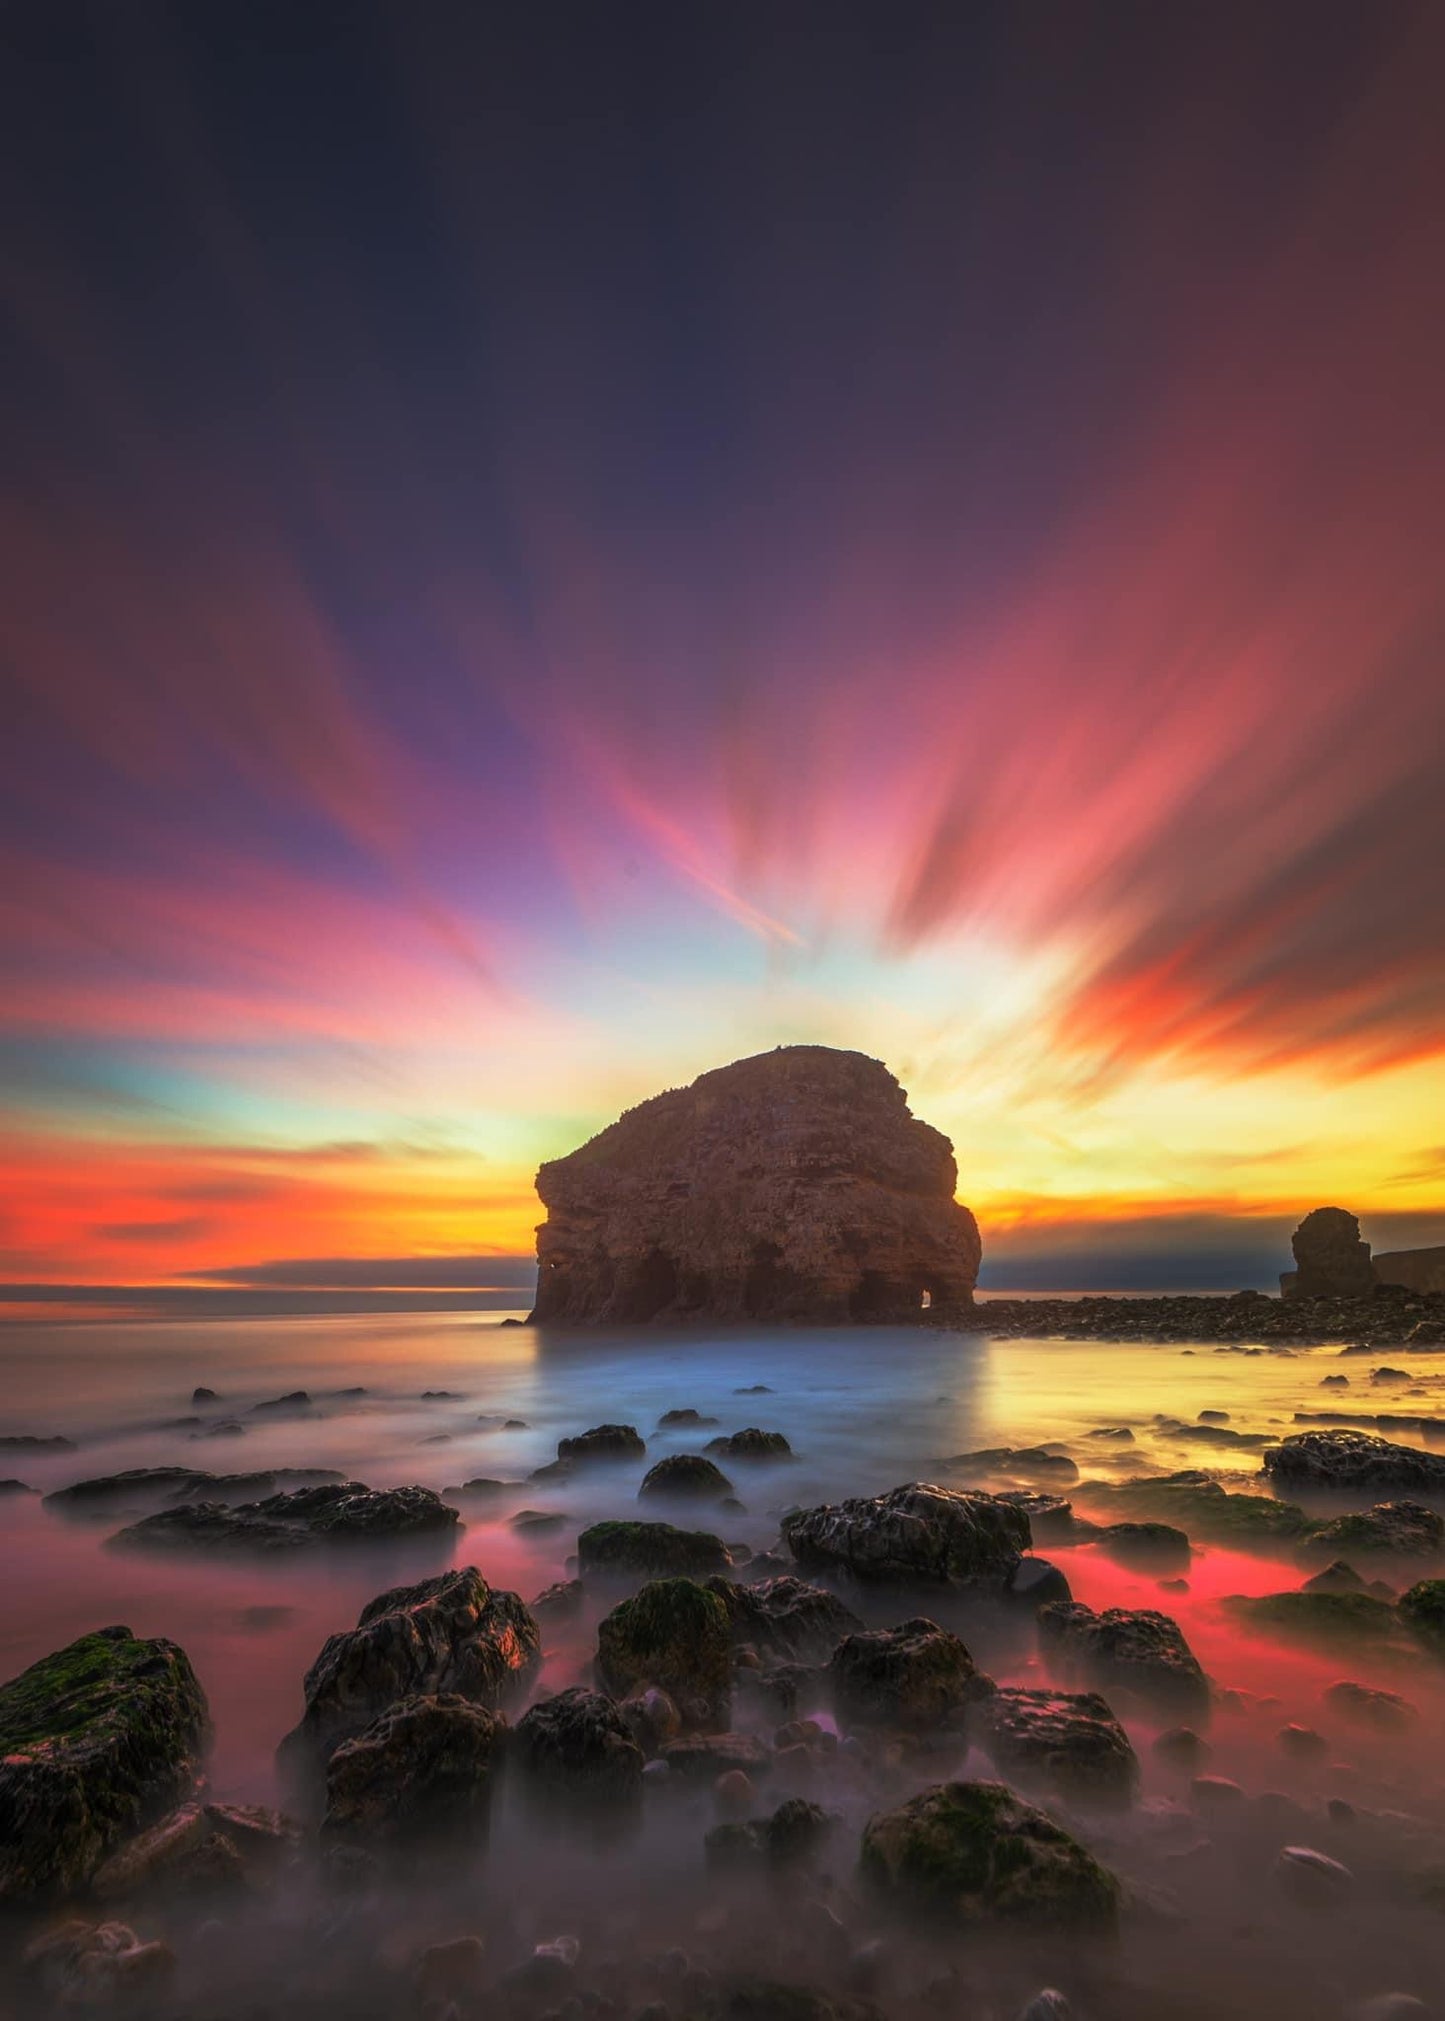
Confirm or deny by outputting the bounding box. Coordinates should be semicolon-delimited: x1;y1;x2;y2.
959;1286;1445;1348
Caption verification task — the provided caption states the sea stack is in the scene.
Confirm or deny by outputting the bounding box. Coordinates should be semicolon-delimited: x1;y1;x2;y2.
529;1045;980;1324
1280;1206;1377;1299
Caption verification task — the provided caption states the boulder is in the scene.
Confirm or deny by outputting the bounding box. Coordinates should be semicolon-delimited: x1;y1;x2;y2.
278;1566;540;1776
1399;1579;1445;1650
977;1687;1139;1809
595;1578;733;1727
111;1482;459;1553
322;1694;503;1848
782;1482;1028;1588
43;1468;207;1514
858;1780;1121;1928
91;1800;298;1901
1322;1679;1418;1731
1281;1207;1377;1299
22;1920;176;2007
1074;1473;1312;1549
659;1409;719;1428
0;1626;208;1901
558;1424;647;1464
829;1618;985;1731
1095;1522;1191;1572
949;1448;1079;1484
1263;1431;1445;1494
1298;1502;1445;1564
1037;1602;1209;1718
529;1046;981;1324
708;1575;864;1665
707;1429;793;1461
706;1797;833;1870
639;1454;735;1502
1223;1590;1404;1648
658;1732;771;1779
579;1519;732;1581
512;1687;644;1817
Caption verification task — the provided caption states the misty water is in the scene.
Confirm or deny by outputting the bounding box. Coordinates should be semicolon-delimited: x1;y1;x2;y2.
4;1312;1445;2020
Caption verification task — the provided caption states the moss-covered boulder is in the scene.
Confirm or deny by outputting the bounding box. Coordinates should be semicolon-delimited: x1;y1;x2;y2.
829;1618;986;1731
595;1578;732;1727
1399;1578;1445;1651
707;1575;863;1666
783;1482;1028;1588
1095;1522;1191;1573
858;1779;1120;1928
0;1626;209;1901
1072;1473;1312;1550
1299;1503;1445;1565
1223;1589;1406;1650
637;1454;735;1503
579;1519;731;1581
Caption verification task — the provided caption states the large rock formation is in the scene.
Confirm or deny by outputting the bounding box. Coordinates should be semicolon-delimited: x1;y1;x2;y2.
1281;1207;1377;1299
529;1046;981;1323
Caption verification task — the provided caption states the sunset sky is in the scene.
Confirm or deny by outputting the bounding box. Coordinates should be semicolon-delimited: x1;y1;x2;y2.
5;3;1445;1308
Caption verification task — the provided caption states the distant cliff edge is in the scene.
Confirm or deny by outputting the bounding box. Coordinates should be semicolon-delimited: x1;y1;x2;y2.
528;1045;981;1325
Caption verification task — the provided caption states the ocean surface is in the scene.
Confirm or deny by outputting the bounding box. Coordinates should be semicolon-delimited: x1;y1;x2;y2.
4;1312;1445;2019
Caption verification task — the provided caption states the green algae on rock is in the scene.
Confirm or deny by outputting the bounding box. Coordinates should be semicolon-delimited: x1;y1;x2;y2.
858;1779;1121;1929
579;1518;732;1581
1399;1578;1445;1651
595;1577;732;1727
0;1625;208;1902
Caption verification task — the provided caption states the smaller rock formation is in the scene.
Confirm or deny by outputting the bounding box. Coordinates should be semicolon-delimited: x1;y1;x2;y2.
976;1688;1139;1810
530;1046;981;1324
1037;1602;1209;1718
578;1519;732;1582
513;1688;644;1819
322;1694;503;1849
707;1575;864;1666
278;1567;539;1778
858;1780;1121;1928
110;1482;459;1554
706;1796;832;1870
782;1482;1029;1588
0;1626;209;1901
1263;1430;1445;1494
638;1454;734;1503
1399;1578;1445;1650
706;1428;793;1461
829;1618;986;1730
1281;1208;1377;1299
1298;1501;1445;1563
594;1578;732;1729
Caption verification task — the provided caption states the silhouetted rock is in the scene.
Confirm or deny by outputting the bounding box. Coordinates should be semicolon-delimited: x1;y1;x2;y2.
782;1482;1028;1588
706;1428;793;1461
708;1575;864;1665
557;1424;646;1465
1095;1522;1191;1572
0;1626;208;1901
513;1687;644;1818
529;1046;981;1323
1282;1208;1377;1299
1299;1501;1445;1563
579;1519;732;1581
830;1618;985;1731
858;1780;1121;1928
638;1454;734;1502
278;1566;540;1776
1399;1578;1445;1650
1038;1602;1209;1717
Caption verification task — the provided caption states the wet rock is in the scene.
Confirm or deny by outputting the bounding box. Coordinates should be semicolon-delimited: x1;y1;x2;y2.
0;1625;208;1901
1262;1430;1445;1494
249;1390;315;1416
1304;1560;1370;1593
513;1686;644;1817
1299;1502;1445;1563
1072;1472;1313;1549
529;1046;982;1324
858;1779;1121;1928
620;1686;683;1753
91;1799;298;1900
1096;1522;1191;1572
595;1578;733;1727
1223;1591;1404;1649
1037;1601;1209;1718
708;1575;864;1665
995;1491;1078;1543
978;1687;1139;1809
782;1482;1028;1588
111;1481;459;1553
1153;1726;1210;1771
830;1617;985;1731
558;1423;647;1464
192;1387;219;1403
1192;1774;1245;1808
22;1919;176;2008
659;1409;720;1428
530;1578;585;1622
322;1693;503;1848
1008;1557;1073;1608
1272;1843;1354;1905
278;1565;540;1775
44;1467;210;1514
659;1732;771;1780
1323;1679;1419;1731
511;1508;566;1533
1277;1723;1329;1761
949;1447;1079;1483
707;1428;794;1462
639;1454;736;1502
446;1476;522;1501
1283;1208;1377;1300
579;1519;732;1581
705;1797;833;1870
1399;1578;1445;1650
